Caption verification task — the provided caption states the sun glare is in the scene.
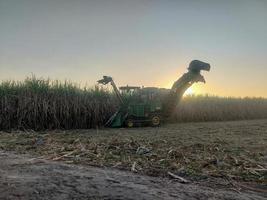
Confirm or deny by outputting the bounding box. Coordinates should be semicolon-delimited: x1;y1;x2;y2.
161;79;203;96
184;87;194;96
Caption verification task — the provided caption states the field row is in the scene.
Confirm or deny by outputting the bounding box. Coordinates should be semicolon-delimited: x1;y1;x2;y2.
1;77;267;130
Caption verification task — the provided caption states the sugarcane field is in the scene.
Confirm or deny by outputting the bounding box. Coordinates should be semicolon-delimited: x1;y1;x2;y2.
1;1;267;200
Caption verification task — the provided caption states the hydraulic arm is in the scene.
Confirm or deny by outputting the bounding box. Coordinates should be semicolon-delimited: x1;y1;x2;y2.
97;76;124;105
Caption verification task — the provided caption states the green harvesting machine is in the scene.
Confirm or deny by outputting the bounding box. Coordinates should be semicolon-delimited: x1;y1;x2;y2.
98;60;210;127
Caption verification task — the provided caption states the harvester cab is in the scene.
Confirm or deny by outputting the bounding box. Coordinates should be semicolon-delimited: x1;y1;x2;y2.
97;60;210;128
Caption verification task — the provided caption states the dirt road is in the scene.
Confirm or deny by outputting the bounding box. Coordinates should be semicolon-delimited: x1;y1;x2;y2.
0;151;265;200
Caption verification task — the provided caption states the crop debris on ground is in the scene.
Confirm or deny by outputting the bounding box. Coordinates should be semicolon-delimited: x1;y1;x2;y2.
0;120;266;187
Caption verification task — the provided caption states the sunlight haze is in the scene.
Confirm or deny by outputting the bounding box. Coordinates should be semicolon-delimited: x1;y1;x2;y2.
0;0;267;97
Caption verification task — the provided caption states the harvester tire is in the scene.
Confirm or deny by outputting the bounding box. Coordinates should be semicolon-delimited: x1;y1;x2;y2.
126;119;134;128
151;115;161;127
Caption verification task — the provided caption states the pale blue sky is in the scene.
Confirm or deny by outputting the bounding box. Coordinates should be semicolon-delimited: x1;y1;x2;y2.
0;0;267;97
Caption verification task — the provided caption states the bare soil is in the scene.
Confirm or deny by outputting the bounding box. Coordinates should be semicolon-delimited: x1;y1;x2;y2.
0;119;266;199
0;151;266;200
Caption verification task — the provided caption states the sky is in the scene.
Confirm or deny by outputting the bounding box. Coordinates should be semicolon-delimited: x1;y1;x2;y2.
0;0;267;97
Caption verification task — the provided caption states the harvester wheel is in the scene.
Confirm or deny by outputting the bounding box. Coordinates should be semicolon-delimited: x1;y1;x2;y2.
126;119;134;128
151;115;161;127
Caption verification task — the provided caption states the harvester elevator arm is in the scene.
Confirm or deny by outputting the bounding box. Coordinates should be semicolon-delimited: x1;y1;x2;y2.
163;60;211;117
97;76;124;105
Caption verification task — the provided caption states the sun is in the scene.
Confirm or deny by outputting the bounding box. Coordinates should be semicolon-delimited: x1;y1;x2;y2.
161;80;200;96
183;87;194;96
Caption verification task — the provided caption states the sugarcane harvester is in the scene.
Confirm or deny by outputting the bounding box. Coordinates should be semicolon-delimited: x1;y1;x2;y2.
98;60;210;127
